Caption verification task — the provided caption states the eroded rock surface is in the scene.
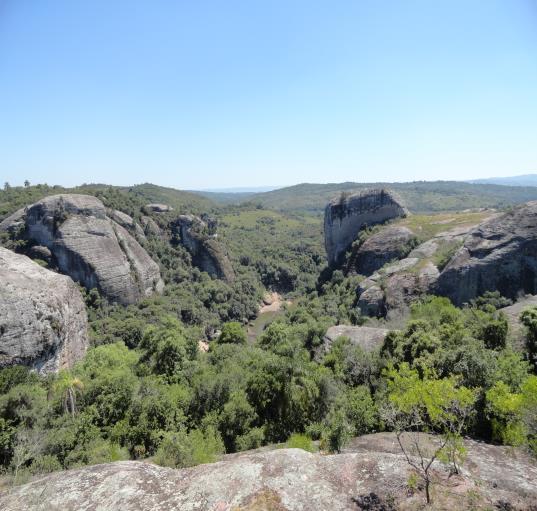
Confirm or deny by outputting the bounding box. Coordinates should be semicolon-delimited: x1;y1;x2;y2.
348;226;417;277
436;202;537;305
324;189;408;266
319;325;389;358
172;214;235;282
0;247;88;374
9;194;164;305
1;433;536;510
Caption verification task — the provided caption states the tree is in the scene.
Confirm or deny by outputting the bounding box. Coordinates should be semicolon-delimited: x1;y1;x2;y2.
24;180;30;188
218;322;247;345
52;371;84;416
521;307;537;368
381;364;476;504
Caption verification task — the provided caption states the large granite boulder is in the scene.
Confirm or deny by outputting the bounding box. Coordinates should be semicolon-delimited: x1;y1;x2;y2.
14;194;163;305
172;214;235;282
1;433;536;510
436;202;537;305
324;189;408;267
347;226;417;276
0;247;88;374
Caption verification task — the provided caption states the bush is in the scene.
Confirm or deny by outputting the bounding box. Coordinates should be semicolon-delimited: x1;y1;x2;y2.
154;426;224;468
286;433;316;452
218;322;247;345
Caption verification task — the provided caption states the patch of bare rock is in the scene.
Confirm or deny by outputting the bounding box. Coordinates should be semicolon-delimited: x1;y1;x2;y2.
0;247;88;374
1;433;536;510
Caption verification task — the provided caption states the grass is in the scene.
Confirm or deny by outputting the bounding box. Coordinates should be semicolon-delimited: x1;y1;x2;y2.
394;210;492;242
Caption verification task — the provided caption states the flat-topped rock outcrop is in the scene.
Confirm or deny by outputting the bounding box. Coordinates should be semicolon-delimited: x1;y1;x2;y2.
172;214;235;282
4;194;164;305
0;247;88;374
1;433;535;510
324;189;408;266
436;202;537;305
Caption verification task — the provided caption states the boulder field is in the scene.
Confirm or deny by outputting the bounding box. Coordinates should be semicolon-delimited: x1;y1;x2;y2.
0;247;88;374
1;194;164;305
1;433;535;510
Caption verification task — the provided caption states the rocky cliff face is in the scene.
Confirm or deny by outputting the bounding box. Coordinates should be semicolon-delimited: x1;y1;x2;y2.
172;215;235;282
324;189;408;266
0;247;88;374
9;194;164;305
1;433;535;510
436;202;537;305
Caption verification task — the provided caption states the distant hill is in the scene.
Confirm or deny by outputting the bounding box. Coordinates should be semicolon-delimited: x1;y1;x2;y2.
191;190;257;205
245;181;537;214
467;174;537;187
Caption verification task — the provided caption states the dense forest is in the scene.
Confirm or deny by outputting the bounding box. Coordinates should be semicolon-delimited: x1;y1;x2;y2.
0;182;536;500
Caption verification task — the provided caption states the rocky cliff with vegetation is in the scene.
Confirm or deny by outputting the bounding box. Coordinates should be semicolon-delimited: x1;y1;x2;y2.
324;189;408;266
436;201;537;305
0;247;88;374
172;214;235;282
1;194;164;305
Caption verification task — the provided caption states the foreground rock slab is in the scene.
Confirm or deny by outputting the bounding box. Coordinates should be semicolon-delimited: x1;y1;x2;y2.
2;433;536;510
0;247;88;374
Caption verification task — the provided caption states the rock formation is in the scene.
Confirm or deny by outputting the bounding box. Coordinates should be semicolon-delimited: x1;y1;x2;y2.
1;433;535;510
347;225;417;276
436;202;537;305
144;203;173;213
0;247;88;374
172;214;235;282
107;209;146;240
324;189;408;266
319;325;389;358
5;195;164;305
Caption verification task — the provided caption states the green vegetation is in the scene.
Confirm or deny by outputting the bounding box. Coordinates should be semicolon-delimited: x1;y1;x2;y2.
1;181;537;498
247;180;537;214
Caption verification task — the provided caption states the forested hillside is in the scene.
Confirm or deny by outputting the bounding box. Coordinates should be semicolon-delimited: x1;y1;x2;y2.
246;180;537;214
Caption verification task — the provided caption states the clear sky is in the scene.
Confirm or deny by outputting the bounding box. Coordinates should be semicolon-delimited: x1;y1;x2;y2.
1;1;536;189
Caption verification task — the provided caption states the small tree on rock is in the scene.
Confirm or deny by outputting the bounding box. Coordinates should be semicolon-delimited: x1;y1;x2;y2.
381;363;476;504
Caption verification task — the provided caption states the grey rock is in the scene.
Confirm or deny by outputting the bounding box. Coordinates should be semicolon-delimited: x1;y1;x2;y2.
22;194;164;305
0;247;88;374
145;203;173;213
140;215;162;236
324;189;408;266
348;226;416;276
436;202;537;305
357;284;385;317
107;209;146;240
321;325;389;356
27;245;52;262
172;215;235;282
0;207;27;234
1;433;536;510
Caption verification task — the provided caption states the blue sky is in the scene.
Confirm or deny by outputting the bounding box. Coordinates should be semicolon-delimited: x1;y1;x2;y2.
1;1;536;189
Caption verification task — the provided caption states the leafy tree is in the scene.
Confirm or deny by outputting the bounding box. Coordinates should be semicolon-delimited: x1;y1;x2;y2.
381;364;476;504
52;371;84;416
521;307;537;368
218;322;247;345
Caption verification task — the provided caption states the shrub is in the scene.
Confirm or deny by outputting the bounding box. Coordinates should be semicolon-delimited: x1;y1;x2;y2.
286;433;316;452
